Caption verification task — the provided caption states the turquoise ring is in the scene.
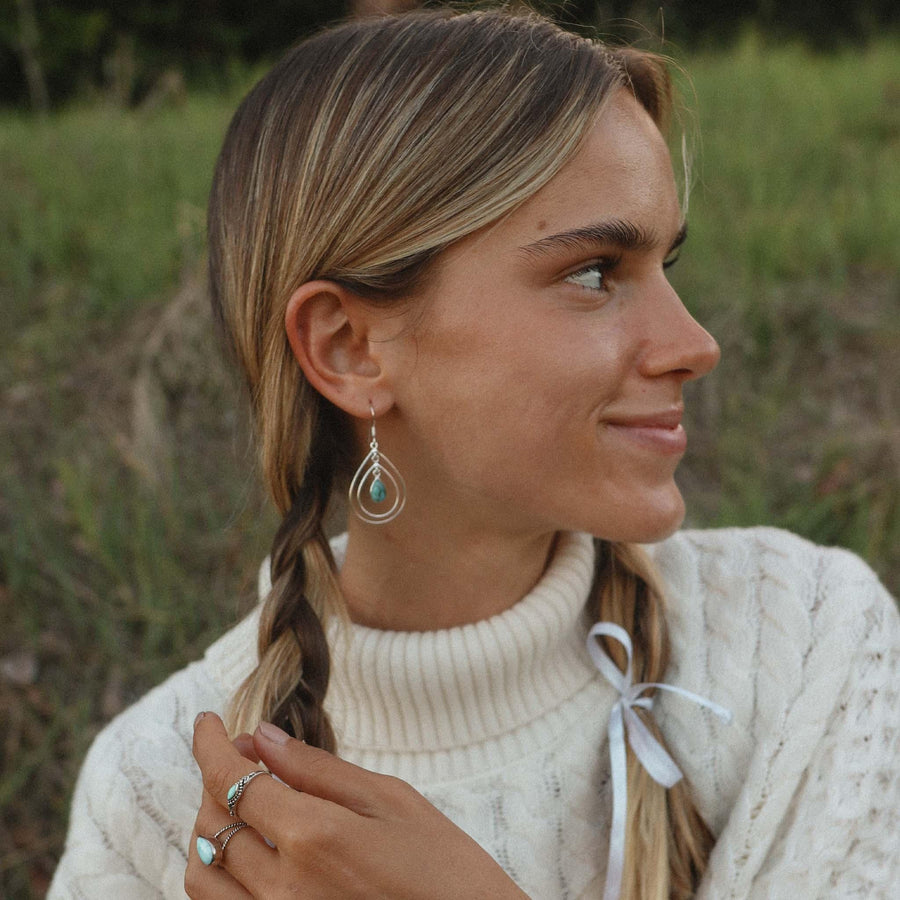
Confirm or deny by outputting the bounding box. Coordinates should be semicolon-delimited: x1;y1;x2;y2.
196;835;219;867
226;770;269;817
197;821;249;867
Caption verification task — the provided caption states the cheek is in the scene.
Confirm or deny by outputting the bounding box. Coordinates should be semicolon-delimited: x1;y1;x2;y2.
467;329;631;441
404;299;634;449
407;308;512;407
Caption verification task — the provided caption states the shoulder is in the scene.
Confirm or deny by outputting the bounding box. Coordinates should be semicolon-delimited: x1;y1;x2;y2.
647;526;899;835
651;524;887;601
83;649;226;783
80;612;255;791
650;525;895;656
50;624;250;899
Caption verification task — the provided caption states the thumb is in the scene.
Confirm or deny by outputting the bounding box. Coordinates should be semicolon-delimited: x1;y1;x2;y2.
252;721;387;814
233;731;261;763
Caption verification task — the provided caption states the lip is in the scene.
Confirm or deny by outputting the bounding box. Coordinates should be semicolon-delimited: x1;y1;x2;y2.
603;407;687;455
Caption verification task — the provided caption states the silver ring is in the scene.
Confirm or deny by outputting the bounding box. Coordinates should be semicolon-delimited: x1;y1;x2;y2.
197;821;249;867
217;821;249;852
196;835;221;867
226;770;269;817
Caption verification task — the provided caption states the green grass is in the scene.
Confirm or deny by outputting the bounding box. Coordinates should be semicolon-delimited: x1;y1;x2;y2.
1;37;899;897
0;87;278;898
666;35;900;579
680;34;900;284
0;93;239;384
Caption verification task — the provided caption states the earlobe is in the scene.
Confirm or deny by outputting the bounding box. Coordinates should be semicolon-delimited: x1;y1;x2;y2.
284;281;391;417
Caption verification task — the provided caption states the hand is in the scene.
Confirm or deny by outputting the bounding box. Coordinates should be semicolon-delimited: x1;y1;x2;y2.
185;712;530;899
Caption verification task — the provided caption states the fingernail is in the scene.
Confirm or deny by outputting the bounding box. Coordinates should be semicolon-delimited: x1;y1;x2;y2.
194;711;207;728
257;721;290;745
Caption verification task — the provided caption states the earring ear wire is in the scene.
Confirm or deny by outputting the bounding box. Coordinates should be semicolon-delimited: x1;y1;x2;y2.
348;404;406;524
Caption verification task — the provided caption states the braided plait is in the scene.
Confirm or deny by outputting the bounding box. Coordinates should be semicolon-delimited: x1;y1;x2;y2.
227;405;343;750
592;539;716;899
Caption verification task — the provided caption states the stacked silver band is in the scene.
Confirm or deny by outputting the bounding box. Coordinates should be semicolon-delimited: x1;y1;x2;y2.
216;821;249;849
227;770;268;817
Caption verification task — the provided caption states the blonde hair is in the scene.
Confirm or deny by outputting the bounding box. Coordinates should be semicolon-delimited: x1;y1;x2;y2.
209;8;712;897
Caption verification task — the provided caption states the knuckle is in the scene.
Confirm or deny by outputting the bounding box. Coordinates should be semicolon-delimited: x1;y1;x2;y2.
302;749;335;781
276;810;308;852
184;862;202;897
292;814;341;855
376;773;419;806
202;760;236;803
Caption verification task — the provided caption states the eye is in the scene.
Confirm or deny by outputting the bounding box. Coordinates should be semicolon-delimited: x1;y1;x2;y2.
564;258;616;291
663;249;681;270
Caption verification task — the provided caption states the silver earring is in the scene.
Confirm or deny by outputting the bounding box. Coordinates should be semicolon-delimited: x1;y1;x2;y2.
348;405;406;524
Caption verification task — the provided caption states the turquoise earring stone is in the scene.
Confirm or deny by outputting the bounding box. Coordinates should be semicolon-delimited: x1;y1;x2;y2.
369;478;387;503
196;836;216;866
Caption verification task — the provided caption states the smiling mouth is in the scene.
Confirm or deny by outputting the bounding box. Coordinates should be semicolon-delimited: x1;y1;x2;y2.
603;409;687;454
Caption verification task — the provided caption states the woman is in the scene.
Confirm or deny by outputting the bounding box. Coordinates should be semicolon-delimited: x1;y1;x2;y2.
50;9;899;900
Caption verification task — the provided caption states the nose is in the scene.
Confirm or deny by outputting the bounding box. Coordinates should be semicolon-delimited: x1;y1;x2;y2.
638;281;720;382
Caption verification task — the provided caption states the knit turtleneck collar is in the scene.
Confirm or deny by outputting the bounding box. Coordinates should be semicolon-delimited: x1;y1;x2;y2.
206;531;606;778
326;531;600;757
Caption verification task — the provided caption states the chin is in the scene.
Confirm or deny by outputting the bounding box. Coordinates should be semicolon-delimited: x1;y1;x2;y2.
586;487;686;545
635;508;685;544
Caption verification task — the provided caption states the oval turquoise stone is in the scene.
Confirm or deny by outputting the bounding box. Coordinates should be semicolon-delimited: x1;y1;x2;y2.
369;478;387;503
196;836;216;866
227;784;238;801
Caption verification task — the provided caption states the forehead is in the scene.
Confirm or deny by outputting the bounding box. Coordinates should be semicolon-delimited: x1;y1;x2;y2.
481;89;680;251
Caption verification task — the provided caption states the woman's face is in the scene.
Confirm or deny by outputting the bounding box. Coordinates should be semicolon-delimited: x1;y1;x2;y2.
378;89;720;544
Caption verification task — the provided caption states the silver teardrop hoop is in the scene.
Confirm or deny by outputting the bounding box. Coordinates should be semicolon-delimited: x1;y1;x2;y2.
348;405;406;525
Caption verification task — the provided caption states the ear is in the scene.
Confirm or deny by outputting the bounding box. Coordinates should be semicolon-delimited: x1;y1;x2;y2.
284;281;393;418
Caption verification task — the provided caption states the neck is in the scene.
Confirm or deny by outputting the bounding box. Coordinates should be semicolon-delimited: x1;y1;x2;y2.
339;515;558;631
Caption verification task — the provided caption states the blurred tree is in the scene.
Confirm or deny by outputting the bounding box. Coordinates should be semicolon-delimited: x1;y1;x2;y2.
1;0;898;108
352;0;420;14
660;0;900;48
14;0;49;112
0;0;349;108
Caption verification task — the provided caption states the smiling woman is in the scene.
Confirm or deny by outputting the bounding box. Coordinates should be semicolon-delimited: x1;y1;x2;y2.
49;8;899;900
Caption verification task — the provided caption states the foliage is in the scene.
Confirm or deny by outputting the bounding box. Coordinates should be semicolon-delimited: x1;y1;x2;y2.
0;0;347;108
2;0;900;108
668;36;900;577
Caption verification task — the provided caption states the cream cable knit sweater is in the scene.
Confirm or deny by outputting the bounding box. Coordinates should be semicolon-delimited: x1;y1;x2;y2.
49;527;900;899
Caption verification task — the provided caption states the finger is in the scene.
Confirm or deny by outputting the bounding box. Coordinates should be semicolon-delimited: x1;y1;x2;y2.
233;732;260;762
192;790;280;895
193;711;341;844
253;720;414;816
185;825;255;899
193;713;364;856
193;712;282;814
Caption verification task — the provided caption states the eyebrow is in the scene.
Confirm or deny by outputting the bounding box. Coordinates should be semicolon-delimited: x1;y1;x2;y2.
519;218;687;260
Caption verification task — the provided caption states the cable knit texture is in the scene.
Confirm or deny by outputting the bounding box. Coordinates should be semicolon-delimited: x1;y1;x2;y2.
49;527;900;899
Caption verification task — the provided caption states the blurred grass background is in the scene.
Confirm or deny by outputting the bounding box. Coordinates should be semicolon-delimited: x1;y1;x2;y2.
1;26;899;899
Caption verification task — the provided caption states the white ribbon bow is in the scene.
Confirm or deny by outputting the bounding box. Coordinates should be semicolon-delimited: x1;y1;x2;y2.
587;622;733;900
